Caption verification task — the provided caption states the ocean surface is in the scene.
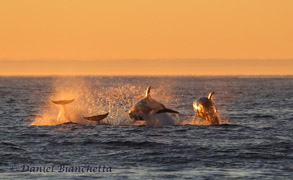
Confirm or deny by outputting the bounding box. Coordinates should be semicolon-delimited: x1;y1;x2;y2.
0;76;292;179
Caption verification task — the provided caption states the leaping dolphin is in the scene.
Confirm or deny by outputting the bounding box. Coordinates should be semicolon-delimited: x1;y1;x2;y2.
83;112;109;124
128;86;179;123
52;99;75;122
52;99;75;105
193;92;220;125
52;99;109;124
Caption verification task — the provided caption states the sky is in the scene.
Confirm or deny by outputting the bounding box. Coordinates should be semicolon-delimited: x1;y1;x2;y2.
0;0;292;75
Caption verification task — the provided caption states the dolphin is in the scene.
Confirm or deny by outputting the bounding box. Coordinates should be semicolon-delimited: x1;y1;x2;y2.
83;112;109;124
193;92;220;125
52;99;109;124
128;86;179;123
52;99;75;105
52;99;75;122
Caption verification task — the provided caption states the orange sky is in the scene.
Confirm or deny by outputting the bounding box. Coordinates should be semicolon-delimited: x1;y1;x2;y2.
0;0;292;75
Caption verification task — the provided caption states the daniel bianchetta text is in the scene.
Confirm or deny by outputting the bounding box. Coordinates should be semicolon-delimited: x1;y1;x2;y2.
18;165;112;173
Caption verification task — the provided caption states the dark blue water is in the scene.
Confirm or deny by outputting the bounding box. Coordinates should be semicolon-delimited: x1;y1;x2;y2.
0;76;292;179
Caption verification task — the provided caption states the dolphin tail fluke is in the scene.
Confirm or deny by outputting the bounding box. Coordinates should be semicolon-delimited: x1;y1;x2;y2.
156;108;179;114
146;86;151;98
83;112;109;122
208;92;214;100
52;99;75;105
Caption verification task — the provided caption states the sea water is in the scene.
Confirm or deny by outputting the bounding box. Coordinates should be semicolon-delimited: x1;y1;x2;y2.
0;76;292;179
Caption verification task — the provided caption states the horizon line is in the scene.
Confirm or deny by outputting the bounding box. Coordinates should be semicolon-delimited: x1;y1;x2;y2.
1;58;293;62
1;74;293;77
1;59;292;76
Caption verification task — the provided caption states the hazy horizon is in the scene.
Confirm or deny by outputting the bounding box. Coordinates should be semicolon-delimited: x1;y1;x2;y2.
1;59;292;76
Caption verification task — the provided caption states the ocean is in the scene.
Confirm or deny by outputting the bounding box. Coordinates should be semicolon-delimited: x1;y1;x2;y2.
0;76;292;179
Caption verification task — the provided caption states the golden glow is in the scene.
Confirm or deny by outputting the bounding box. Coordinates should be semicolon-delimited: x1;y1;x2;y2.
1;0;293;75
57;107;63;122
30;78;101;126
193;104;198;111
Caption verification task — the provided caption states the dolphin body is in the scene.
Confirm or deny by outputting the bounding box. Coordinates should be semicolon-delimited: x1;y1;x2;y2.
83;113;109;124
52;99;75;122
193;92;220;125
128;86;179;125
52;99;75;105
52;99;109;124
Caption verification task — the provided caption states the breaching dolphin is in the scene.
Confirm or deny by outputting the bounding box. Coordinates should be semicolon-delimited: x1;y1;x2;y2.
52;99;109;124
193;92;220;125
83;112;109;124
128;86;179;125
52;99;75;122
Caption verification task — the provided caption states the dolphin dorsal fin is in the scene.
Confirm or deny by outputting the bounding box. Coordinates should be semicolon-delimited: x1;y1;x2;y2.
145;86;151;98
208;91;214;100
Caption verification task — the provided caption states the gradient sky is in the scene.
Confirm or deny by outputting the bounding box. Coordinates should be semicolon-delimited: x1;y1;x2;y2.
0;0;292;75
